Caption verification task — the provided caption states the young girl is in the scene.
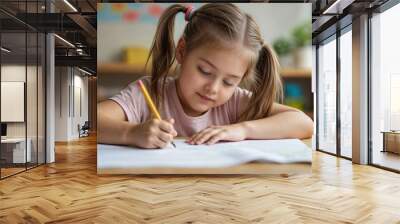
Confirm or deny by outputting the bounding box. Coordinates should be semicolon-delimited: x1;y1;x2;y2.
98;3;313;149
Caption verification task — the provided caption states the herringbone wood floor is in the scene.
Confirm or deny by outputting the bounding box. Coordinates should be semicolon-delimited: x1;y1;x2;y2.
1;135;400;223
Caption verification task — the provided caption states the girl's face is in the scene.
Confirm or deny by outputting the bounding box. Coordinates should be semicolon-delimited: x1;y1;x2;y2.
176;39;252;117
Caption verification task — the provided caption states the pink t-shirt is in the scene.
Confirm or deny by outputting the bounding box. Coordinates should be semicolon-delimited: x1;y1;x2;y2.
110;76;251;137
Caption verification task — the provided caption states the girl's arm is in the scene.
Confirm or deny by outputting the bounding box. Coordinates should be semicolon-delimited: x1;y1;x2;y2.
97;100;138;146
188;103;313;145
240;103;314;140
98;100;177;148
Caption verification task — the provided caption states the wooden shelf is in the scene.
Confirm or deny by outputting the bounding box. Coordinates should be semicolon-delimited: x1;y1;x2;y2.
280;68;311;78
98;63;148;76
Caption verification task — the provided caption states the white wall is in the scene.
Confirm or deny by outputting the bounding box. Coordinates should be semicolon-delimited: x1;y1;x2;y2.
74;73;89;123
1;82;25;122
72;73;89;138
1;66;26;130
55;67;69;141
1;65;26;81
55;67;89;141
98;3;311;63
1;64;46;164
1;65;35;138
235;4;310;46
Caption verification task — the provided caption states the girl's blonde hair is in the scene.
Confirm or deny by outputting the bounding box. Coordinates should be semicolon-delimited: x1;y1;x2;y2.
146;3;283;122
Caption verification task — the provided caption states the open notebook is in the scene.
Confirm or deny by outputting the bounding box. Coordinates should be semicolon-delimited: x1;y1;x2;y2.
97;139;311;170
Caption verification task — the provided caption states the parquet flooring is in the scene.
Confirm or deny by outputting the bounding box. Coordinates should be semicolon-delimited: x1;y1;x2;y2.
1;167;25;178
1;135;400;223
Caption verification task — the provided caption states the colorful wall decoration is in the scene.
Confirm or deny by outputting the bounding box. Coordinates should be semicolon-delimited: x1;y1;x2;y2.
98;3;200;24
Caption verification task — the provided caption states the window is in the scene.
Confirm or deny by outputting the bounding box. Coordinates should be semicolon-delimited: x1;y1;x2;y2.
339;28;352;158
371;2;400;171
0;1;46;179
317;36;337;154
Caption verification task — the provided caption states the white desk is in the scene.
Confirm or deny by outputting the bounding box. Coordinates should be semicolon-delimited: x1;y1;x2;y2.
1;138;31;163
97;139;312;175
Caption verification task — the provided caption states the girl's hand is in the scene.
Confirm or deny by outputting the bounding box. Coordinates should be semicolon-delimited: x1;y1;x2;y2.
187;123;247;145
130;118;177;149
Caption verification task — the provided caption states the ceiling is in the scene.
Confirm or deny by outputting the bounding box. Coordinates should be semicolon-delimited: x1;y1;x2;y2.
310;0;390;43
0;0;96;74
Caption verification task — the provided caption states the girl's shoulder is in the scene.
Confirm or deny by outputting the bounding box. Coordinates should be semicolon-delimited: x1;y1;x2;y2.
233;86;252;99
230;86;253;110
221;86;252;123
134;75;151;87
224;86;252;109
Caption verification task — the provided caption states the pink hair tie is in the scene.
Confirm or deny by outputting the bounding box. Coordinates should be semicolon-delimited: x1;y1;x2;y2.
184;5;193;22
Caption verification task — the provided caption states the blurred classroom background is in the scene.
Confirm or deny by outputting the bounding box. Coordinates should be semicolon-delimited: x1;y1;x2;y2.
97;3;313;118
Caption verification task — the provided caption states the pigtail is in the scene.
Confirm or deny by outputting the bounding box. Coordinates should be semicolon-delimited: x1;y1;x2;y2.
238;44;283;122
145;4;186;108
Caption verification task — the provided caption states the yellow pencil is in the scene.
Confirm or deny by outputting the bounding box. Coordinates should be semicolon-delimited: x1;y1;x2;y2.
137;80;176;148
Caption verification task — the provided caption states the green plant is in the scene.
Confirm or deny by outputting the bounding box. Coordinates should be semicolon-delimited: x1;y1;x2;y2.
292;22;311;48
273;37;292;56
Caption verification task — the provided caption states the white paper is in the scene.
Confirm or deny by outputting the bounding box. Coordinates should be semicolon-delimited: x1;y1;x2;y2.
97;139;311;169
